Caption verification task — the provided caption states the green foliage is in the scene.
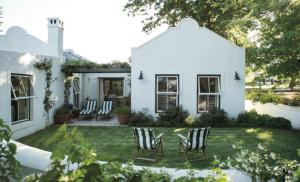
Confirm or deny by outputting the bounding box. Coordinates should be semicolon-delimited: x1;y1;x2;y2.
114;106;131;115
253;1;300;90
157;105;189;127
217;144;299;181
0;118;21;181
246;89;300;107
289;94;300;107
119;96;131;107
237;110;292;129
55;106;72;115
62;60;130;74
196;108;228;127
64;75;73;102
128;111;154;126
34;58;55;127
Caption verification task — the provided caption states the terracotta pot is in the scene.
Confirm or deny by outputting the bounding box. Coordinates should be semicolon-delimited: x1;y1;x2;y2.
117;115;129;125
55;114;72;124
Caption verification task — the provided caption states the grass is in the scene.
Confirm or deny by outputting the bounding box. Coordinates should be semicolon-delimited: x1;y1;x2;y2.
18;126;300;169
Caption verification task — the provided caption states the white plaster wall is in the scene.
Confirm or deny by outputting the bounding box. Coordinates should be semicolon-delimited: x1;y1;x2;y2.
81;73;131;107
245;100;300;129
0;50;64;139
131;18;245;117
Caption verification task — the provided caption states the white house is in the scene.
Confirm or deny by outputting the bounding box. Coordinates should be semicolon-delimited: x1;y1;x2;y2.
0;18;65;139
131;18;245;117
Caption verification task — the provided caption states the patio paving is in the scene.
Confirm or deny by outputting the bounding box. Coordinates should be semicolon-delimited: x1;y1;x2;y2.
68;116;125;127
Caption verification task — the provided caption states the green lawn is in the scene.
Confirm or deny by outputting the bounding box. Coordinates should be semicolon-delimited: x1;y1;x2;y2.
18;126;300;169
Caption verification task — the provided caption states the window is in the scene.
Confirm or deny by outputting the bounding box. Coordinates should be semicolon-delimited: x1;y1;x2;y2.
11;74;36;124
197;75;220;112
73;78;80;108
103;78;124;97
156;75;179;112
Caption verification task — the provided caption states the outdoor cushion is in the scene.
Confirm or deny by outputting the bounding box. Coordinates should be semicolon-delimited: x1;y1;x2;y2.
80;100;96;115
186;128;209;150
98;101;112;115
133;128;156;150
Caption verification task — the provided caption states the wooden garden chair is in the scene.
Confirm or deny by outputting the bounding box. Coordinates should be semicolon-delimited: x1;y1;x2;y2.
178;128;210;162
132;127;164;162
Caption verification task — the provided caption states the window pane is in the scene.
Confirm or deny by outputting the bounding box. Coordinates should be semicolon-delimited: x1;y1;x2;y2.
168;77;177;92
167;95;177;109
157;77;167;92
11;100;18;122
209;77;219;93
198;95;208;111
11;76;26;98
21;77;32;96
73;79;80;93
18;99;30;121
157;95;167;111
208;95;219;110
199;77;209;93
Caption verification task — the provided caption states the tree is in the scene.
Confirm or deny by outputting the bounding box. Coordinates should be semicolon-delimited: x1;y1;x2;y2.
124;0;269;47
256;0;300;90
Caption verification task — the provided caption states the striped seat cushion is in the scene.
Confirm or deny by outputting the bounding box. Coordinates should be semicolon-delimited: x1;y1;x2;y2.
80;100;96;115
133;128;157;150
185;128;209;151
98;101;112;115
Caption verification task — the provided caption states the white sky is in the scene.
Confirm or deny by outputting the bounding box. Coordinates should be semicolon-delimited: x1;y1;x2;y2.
0;0;167;63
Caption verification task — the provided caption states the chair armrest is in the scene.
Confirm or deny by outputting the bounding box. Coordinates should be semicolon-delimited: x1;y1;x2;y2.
155;133;164;139
177;134;187;140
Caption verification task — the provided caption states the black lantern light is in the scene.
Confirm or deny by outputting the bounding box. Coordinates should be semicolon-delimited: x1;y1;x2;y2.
138;71;143;80
234;71;241;80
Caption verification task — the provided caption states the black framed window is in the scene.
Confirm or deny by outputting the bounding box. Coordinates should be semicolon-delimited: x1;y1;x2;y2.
155;75;179;112
197;75;220;112
103;78;124;97
11;74;36;124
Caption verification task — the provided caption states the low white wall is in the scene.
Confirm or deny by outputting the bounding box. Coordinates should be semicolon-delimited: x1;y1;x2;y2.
13;140;251;181
245;100;300;129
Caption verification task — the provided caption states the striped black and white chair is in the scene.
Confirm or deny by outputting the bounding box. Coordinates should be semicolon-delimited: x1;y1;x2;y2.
96;101;113;120
178;128;210;162
132;127;164;162
78;100;97;120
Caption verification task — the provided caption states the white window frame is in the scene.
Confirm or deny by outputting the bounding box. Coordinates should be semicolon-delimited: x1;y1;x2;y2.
156;75;179;113
197;75;221;113
10;74;36;124
73;78;80;108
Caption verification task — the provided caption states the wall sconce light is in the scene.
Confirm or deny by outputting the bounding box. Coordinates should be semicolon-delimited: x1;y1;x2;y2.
234;71;241;80
138;71;143;80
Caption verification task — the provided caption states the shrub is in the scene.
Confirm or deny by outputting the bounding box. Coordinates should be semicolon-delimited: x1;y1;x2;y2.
218;144;298;181
237;110;292;129
0;118;21;181
246;89;300;107
128;111;154;126
237;110;265;127
157;105;189;126
196;108;228;127
55;106;71;115
114;106;131;115
289;94;300;107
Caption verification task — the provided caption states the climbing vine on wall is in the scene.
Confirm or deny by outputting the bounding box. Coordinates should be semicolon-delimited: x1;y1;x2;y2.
64;74;73;102
34;58;56;127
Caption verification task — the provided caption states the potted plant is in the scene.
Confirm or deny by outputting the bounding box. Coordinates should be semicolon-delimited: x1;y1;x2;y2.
54;106;72;124
114;106;131;125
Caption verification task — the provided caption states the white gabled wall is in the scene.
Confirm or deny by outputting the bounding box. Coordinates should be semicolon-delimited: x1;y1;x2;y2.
0;17;65;139
131;18;245;117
